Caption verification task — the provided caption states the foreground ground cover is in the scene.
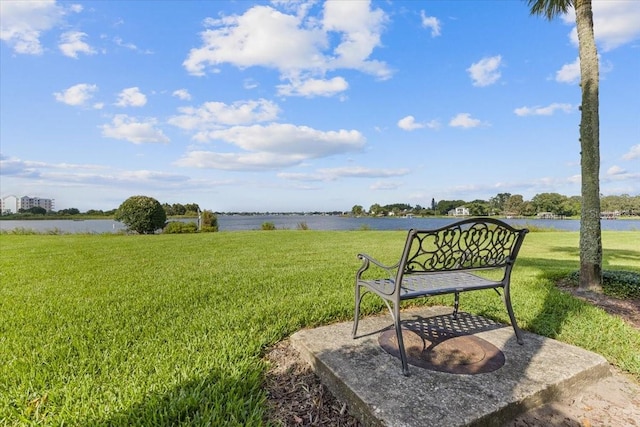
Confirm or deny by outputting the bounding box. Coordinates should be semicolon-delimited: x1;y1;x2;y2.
0;230;638;425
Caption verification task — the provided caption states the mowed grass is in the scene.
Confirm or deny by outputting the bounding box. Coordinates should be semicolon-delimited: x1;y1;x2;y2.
1;230;639;426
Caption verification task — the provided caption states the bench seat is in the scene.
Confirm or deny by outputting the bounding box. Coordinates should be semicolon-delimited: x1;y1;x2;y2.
360;271;501;298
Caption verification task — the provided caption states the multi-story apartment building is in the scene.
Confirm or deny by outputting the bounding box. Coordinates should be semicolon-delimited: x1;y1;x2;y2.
1;195;55;214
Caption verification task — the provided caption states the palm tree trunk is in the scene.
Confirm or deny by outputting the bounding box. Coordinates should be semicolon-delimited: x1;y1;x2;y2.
575;0;602;291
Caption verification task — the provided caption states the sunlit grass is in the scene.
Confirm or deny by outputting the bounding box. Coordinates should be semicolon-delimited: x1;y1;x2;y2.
1;230;638;425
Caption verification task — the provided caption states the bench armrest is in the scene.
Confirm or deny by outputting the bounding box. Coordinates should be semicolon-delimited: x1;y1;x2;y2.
356;253;399;280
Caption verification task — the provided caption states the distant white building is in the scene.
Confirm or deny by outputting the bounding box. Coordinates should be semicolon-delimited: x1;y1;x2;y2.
1;196;18;214
537;212;559;219
1;195;55;213
448;206;470;217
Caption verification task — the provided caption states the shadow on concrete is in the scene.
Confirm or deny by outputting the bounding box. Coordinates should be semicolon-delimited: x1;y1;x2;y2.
377;313;507;375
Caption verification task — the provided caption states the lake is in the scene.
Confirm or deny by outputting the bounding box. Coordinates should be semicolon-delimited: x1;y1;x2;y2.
1;215;639;233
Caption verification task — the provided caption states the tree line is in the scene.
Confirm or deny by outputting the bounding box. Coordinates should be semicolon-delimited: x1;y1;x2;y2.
351;193;640;217
5;202;202;218
4;193;638;219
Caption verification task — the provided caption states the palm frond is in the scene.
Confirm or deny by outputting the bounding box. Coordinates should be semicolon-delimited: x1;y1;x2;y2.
526;0;573;20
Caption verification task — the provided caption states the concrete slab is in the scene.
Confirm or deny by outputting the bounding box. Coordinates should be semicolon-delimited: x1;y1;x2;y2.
290;306;610;427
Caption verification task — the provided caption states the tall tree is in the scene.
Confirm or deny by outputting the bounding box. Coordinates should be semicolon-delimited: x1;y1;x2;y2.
527;0;601;291
351;205;364;216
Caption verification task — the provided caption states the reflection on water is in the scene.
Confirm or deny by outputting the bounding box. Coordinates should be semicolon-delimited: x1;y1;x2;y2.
1;215;639;234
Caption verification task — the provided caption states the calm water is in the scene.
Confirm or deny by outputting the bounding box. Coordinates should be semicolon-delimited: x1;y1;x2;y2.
1;215;639;233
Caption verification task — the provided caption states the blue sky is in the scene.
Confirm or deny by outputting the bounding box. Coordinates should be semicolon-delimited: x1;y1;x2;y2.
1;0;639;212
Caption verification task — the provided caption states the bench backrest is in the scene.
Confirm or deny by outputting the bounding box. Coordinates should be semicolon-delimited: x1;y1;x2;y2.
399;218;528;275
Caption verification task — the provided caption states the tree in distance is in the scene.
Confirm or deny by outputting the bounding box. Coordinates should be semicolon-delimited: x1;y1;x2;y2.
115;195;167;234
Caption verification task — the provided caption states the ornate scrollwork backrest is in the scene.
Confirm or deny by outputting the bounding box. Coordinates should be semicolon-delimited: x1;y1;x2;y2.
403;219;525;273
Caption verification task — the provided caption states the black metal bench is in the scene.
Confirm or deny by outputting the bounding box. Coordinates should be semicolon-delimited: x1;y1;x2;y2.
353;217;529;376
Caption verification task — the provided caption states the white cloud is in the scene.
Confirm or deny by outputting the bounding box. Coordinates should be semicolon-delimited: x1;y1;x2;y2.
277;76;348;97
420;10;441;37
278;166;409;182
563;0;640;52
514;103;574;116
175;123;365;171
322;0;389;77
204;124;364;155
0;154;106;179
58;31;95;58
567;174;581;184
555;57;580;84
113;36;136;50
467;55;502;87
622;144;640;160
115;87;147;107
426;119;441;130
175;151;306;171
53;83;98;106
449;113;483;128
183;2;390;94
116;170;188;183
370;181;402;190
0;155;195;191
184;6;327;76
0;0;64;55
604;164;639;182
0;156;37;178
607;165;626;176
101;115;169;144
172;89;192;101
243;78;259;89
276;171;325;182
112;36;152;54
168;99;280;131
319;166;408;179
397;115;424;131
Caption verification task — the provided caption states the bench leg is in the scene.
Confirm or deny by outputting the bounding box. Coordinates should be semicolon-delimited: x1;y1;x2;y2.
503;286;524;345
453;292;460;319
353;285;360;338
390;303;410;376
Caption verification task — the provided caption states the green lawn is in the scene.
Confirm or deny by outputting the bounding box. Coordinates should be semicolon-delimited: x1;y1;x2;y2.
1;230;638;426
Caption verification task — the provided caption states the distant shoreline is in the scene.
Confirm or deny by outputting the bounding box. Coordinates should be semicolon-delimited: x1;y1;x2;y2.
1;213;639;221
2;215;640;234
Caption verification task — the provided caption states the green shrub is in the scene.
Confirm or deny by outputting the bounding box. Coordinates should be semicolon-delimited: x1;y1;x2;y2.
566;270;640;299
602;270;640;299
201;210;218;232
114;195;167;234
163;221;198;234
261;221;276;230
297;222;309;230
